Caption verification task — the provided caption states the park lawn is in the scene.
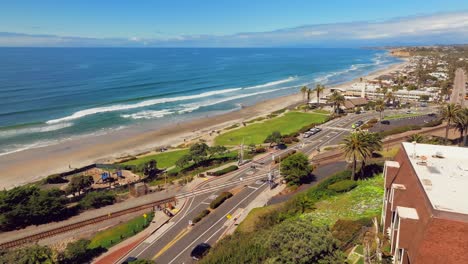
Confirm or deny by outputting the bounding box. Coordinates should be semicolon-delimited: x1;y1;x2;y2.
215;112;329;146
88;212;154;249
304;174;384;226
383;113;423;120
121;149;189;168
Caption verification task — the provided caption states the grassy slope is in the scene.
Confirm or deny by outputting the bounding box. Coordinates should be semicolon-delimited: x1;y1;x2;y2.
304;175;384;226
88;212;154;249
121;149;189;168
215;112;328;146
383;113;424;120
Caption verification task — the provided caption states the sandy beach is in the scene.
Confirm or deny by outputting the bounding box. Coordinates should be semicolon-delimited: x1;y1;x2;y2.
0;58;408;189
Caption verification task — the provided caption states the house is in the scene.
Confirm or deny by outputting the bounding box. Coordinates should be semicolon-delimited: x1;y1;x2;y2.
382;142;468;264
343;97;368;110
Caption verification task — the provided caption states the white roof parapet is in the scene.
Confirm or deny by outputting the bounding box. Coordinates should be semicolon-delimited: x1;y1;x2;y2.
386;160;400;168
397;206;420;220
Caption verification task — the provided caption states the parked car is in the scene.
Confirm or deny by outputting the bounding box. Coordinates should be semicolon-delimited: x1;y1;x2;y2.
191;243;211;260
303;132;312;138
380;120;390;125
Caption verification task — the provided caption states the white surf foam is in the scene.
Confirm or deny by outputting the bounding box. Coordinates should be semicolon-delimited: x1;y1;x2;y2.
0;122;74;138
46;88;241;124
243;76;297;90
121;109;174;120
179;84;301;113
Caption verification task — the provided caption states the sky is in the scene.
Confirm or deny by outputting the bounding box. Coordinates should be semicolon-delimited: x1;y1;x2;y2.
1;0;468;47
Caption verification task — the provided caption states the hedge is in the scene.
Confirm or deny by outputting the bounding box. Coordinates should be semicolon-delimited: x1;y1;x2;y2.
193;209;211;223
327;180;358;192
210;192;233;209
212;165;238;176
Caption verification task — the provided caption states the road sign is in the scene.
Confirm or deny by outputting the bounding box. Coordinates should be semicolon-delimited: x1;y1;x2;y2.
189;220;193;226
226;214;232;219
143;213;147;218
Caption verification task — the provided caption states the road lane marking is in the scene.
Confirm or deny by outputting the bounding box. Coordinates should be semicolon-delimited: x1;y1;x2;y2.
152;228;190;260
247;185;258;190
167;183;267;264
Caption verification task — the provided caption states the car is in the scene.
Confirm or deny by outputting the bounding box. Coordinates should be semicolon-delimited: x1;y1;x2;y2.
380;120;390;125
122;257;138;264
303;133;312;138
427;113;436;117
191;243;211;260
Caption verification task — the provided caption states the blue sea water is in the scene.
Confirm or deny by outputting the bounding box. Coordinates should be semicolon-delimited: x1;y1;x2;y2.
0;48;401;155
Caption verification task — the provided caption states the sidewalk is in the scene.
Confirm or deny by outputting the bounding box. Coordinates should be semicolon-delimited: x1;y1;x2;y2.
93;199;184;264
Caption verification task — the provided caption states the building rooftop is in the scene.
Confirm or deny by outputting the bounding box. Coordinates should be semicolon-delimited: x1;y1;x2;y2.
402;142;468;215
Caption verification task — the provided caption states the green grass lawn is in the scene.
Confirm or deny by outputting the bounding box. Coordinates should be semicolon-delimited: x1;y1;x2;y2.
121;149;189;168
383;113;423;120
304;174;384;226
214;112;329;146
88;212;154;249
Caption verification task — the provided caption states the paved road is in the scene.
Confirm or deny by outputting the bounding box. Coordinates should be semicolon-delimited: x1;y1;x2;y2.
120;107;442;263
452;68;467;107
121;111;381;263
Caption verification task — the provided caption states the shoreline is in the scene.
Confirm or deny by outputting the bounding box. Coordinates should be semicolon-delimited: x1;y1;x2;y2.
0;58;408;189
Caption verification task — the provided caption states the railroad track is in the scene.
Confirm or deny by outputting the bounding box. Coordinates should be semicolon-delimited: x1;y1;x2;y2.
0;197;176;250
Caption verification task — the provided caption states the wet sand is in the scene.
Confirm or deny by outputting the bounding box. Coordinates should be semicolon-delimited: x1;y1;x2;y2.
0;59;408;189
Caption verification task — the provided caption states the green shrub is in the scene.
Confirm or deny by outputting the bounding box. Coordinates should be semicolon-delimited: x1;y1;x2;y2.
327;180;357;192
210;192;233;209
79;191;116;209
368;118;378;124
423;118;443;127
212;165;238;176
44;174;68;184
255;147;266;153
193;209;211;223
331;218;373;246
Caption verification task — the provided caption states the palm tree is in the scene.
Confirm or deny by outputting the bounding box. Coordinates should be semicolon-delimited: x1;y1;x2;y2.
375;99;385;121
453;108;468;146
315;84;325;105
306;88;313;103
328;91;345;114
441;103;462;144
407;134;425;143
342;131;381;180
300;86;308;102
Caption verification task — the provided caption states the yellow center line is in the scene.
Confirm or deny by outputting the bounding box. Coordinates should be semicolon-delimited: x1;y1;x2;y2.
152;228;190;260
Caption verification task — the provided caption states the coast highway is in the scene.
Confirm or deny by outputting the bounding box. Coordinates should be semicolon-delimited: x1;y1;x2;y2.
119;111;387;263
451;68;467;107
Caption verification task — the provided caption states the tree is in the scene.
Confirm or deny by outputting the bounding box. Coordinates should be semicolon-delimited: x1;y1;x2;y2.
375;99;385;120
266;218;345;264
294;194;314;214
143;159;159;178
207;145;227;158
316;84;325;105
280;153;312;185
300;86;308;102
175;154;192;168
328;91;345;114
189;143;209;163
407;134;425;143
61;239;104;264
0;245;57;264
79;191;116;209
306;88;312;103
67;175;94;195
454;108;468;146
128;260;155;264
342;131;381;180
264;131;283;147
441;103;462;144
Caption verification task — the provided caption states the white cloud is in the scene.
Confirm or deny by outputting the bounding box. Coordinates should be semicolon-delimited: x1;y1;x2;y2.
1;11;468;47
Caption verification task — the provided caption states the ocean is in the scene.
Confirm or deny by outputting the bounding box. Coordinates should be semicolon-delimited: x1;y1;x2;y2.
0;48;401;156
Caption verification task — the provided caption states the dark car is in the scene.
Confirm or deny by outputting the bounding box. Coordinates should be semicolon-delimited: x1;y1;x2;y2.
122;257;138;264
191;243;211;260
380;120;390;125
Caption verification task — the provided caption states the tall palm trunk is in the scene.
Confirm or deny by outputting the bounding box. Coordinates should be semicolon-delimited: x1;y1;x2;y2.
445;124;450;145
352;158;357;181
